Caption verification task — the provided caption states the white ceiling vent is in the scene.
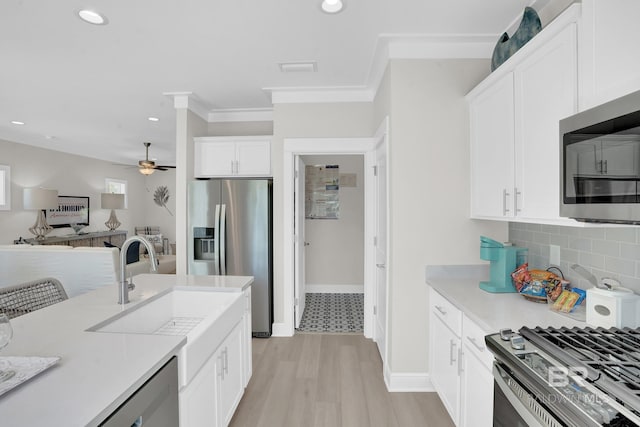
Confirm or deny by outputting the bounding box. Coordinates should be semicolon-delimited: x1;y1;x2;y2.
278;61;318;73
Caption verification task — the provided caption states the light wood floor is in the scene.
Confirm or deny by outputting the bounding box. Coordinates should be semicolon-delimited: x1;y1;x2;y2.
229;333;455;427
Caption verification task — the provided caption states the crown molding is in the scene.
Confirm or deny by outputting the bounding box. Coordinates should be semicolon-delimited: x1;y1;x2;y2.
208;108;273;123
162;91;210;121
268;33;495;105
366;33;495;98
267;86;375;104
171;33;498;119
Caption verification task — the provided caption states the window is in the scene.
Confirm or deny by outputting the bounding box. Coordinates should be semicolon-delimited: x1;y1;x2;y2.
105;178;128;208
0;165;10;211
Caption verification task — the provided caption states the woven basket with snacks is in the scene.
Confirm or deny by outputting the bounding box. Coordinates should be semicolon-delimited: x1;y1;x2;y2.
511;263;569;304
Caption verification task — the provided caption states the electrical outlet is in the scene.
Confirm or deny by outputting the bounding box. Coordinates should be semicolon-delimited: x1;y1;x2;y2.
549;244;561;266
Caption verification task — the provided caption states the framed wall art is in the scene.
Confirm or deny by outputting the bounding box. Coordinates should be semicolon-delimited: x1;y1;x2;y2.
46;195;90;228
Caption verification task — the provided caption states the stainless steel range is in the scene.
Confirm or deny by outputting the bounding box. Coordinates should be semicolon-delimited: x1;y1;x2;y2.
486;326;640;426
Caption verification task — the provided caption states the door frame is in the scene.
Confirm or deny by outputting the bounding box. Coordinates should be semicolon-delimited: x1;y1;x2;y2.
283;137;376;337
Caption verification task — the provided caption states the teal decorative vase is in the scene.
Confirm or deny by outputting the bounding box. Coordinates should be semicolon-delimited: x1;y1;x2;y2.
491;7;542;71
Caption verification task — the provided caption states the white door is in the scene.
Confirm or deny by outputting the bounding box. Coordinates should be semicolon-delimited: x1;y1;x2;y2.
294;156;306;328
374;134;388;361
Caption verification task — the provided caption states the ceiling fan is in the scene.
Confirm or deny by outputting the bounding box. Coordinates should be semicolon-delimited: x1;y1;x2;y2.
137;142;175;175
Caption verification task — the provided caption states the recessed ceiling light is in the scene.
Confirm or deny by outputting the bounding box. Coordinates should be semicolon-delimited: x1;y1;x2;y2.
148;117;159;122
78;9;108;25
321;0;344;14
10;121;25;125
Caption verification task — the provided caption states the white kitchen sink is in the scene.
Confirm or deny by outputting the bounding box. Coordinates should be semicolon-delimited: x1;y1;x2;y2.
88;287;245;387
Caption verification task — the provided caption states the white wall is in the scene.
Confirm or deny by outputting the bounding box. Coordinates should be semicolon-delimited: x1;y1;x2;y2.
0;138;176;246
382;59;508;373
207;121;273;136
302;154;365;290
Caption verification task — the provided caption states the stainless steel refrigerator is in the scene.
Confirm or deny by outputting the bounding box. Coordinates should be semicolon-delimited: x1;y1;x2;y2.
188;179;273;337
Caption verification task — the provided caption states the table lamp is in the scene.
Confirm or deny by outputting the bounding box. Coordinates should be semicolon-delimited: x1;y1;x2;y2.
23;188;59;240
101;193;125;230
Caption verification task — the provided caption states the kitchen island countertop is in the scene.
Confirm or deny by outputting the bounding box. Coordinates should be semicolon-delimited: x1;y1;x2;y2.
0;273;253;426
426;265;586;334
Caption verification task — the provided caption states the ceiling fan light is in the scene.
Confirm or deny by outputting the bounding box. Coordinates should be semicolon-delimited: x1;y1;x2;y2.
139;167;155;176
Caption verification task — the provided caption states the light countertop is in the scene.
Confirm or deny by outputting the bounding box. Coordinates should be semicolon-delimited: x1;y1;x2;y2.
425;265;586;334
0;273;253;426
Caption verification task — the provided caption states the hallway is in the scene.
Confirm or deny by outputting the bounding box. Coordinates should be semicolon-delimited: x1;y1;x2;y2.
229;334;454;427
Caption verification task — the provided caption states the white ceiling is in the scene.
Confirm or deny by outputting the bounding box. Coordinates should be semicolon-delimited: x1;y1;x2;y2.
0;0;533;167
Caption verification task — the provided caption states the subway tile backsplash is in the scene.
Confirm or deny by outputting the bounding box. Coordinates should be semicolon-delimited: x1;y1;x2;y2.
508;223;640;293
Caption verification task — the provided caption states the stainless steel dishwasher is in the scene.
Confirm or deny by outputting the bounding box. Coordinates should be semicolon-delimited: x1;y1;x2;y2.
99;356;179;427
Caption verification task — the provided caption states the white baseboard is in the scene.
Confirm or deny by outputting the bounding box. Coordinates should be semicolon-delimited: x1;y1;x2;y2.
384;371;434;392
270;322;293;337
305;284;364;294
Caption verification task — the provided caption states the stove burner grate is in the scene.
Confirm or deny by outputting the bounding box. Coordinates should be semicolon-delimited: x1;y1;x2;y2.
520;326;640;416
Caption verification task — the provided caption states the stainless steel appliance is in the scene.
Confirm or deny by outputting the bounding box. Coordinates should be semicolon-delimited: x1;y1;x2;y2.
188;179;273;337
486;326;640;426
560;89;640;224
100;357;179;426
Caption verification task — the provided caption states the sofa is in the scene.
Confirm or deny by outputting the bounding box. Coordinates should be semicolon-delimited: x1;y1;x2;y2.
0;245;176;298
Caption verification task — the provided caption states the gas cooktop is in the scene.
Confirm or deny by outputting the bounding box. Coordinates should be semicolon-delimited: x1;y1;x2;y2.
487;325;640;426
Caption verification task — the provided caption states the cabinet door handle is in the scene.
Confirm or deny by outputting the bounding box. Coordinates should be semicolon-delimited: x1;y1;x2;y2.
458;347;464;375
604;160;607;174
449;340;457;365
223;348;229;374
502;189;510;215
218;354;225;380
435;305;446;315
514;187;521;214
467;336;485;352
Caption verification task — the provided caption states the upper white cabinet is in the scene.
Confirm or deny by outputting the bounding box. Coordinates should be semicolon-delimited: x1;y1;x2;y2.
514;23;578;220
468;6;580;224
470;73;515;218
580;0;640;109
195;136;271;177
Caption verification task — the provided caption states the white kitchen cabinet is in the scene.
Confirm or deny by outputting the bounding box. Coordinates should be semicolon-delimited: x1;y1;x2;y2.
242;288;252;387
194;136;271;177
429;288;462;425
429;288;494;427
514;23;578;220
580;0;640;109
468;6;580;224
218;320;244;427
180;319;245;427
459;315;494;427
469;73;515;218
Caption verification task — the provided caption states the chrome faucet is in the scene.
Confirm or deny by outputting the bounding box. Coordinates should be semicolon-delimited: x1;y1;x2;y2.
118;236;158;304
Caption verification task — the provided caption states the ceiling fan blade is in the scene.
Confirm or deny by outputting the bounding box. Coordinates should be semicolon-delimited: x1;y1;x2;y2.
155;165;176;169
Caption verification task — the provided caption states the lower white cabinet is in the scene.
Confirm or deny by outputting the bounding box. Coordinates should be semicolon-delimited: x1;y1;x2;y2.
429;288;462;425
242;288;252;387
429;287;494;427
459;315;494;427
180;319;246;427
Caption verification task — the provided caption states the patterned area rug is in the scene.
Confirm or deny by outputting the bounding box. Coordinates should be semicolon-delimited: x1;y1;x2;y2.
297;293;364;334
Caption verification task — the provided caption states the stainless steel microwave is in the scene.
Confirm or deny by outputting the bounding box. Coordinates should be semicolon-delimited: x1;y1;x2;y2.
560;89;640;224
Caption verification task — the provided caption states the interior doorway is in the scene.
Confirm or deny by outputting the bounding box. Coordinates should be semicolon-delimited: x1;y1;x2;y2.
295;154;365;334
282;138;377;338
